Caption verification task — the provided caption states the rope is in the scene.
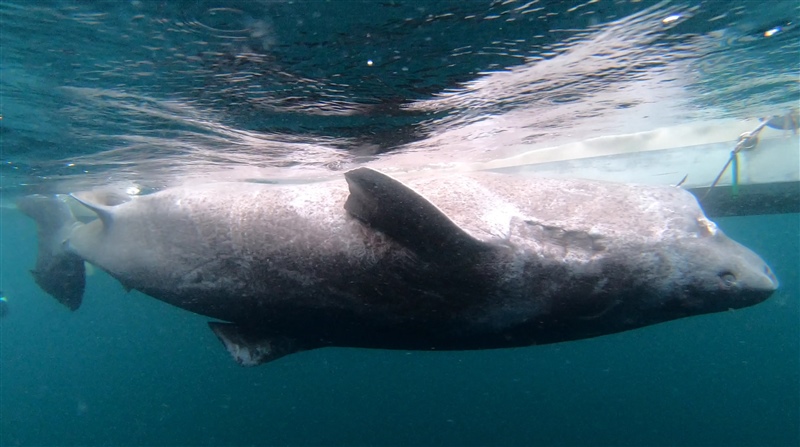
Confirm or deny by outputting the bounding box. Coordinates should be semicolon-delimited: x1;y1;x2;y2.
702;120;768;200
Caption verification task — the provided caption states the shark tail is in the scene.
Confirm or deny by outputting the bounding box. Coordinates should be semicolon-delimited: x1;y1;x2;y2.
17;195;85;310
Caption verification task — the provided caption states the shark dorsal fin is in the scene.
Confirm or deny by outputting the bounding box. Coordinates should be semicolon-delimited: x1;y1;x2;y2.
69;190;131;228
344;167;488;262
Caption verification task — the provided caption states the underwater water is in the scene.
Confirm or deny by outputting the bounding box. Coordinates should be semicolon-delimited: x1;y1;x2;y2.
0;0;798;446
1;207;798;446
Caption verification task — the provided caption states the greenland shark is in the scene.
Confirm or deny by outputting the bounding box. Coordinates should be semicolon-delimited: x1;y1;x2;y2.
18;168;778;366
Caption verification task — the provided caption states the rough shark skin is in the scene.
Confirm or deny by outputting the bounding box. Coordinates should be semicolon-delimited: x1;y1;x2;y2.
18;168;778;365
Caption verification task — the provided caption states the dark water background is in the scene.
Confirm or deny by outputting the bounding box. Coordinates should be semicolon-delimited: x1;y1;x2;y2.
1;210;798;446
1;0;799;445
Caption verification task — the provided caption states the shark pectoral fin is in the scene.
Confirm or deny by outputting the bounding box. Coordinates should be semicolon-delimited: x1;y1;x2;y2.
208;322;307;367
343;167;488;262
70;190;130;228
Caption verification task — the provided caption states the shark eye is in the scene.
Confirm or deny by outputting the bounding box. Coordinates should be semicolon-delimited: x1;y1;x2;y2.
719;272;736;288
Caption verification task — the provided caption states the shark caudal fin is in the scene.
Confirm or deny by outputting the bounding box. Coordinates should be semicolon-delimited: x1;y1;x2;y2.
16;195;85;310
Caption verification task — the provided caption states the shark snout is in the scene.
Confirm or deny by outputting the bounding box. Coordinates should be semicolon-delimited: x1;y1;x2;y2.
721;256;779;308
743;262;779;293
692;236;780;312
717;234;779;293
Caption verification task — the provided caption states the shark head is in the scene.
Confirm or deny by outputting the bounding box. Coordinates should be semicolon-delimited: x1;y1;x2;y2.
654;218;778;318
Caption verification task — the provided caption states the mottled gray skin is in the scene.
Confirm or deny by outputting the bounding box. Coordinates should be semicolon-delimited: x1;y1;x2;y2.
21;168;778;363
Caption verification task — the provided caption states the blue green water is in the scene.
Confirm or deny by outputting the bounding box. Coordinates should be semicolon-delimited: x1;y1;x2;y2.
1;209;798;445
1;0;799;445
